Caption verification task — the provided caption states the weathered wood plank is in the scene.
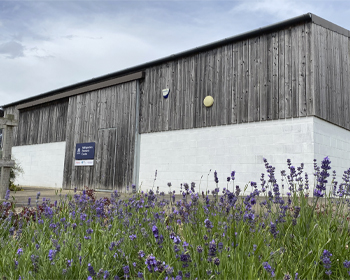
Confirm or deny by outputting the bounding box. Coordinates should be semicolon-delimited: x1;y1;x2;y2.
319;25;327;120
223;44;233;124
278;29;286;118
334;32;341;126
259;34;268;121
63;97;76;189
305;22;314;116
215;47;225;126
139;70;149;134
272;32;279;120
266;33;273;120
298;24;307;117
242;40;249;123
291;25;299;118
162;63;170;131
0;116;16;198
175;60;183;129
197;52;206;127
189;55;196;128
284;27;292;118
182;57;191;129
344;36;350;129
313;24;321;117
205;50;214;127
231;43;238;124
327;29;335;123
169;62;176;130
248;37;259;122
237;41;244;123
194;53;203;128
0;116;17;127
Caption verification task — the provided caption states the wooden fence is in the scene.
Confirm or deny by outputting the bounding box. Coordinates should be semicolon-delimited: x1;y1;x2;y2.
0;114;18;199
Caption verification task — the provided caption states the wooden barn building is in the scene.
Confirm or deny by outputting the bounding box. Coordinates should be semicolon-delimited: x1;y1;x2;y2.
3;13;350;194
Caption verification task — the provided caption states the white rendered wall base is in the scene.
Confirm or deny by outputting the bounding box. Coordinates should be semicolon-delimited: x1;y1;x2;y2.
314;118;350;186
12;142;66;188
139;117;350;195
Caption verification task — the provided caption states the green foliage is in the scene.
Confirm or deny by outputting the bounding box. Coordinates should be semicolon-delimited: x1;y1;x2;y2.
0;189;348;279
9;158;23;191
0;158;350;279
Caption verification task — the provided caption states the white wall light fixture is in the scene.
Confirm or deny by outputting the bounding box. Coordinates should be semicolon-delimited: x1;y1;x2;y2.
162;89;170;99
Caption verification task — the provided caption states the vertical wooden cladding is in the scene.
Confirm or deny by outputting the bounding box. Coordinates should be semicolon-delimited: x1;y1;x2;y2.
140;23;312;133
313;24;350;130
63;82;137;190
12;99;68;146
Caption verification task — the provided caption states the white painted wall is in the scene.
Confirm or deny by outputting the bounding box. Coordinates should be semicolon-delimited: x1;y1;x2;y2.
313;118;350;193
139;117;318;195
12;142;66;188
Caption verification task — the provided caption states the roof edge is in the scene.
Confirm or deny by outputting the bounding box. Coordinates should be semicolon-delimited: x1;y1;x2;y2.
310;14;350;37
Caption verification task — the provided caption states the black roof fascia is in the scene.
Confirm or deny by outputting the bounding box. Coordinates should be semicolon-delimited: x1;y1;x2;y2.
3;12;348;109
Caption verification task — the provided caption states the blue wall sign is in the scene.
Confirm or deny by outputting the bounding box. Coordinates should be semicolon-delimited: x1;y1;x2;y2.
75;142;95;160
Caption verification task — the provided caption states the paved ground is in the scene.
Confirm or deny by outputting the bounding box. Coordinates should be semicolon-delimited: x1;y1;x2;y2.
2;186;116;208
1;186;187;209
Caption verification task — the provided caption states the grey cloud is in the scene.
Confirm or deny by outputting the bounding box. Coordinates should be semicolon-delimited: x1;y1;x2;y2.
0;41;24;59
61;35;102;40
61;35;79;40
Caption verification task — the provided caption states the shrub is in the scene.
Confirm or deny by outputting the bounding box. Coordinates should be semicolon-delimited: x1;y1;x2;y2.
0;157;349;279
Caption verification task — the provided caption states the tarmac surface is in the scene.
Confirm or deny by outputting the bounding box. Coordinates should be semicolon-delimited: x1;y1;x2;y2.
2;186;117;208
1;186;186;209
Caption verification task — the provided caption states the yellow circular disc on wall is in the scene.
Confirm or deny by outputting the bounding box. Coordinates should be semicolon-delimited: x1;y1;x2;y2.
203;96;214;107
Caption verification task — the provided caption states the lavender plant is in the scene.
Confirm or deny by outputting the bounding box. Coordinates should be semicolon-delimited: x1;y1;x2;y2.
0;157;350;279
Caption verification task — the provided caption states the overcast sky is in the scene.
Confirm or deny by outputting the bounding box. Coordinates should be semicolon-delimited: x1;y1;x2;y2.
1;0;350;106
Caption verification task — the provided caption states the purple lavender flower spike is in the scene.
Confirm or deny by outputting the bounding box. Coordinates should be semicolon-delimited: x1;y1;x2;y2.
17;248;23;256
344;260;350;268
152;225;159;239
321;249;332;275
209;239;217;256
4;189;10;200
263;261;275;277
313;157;332;197
231;171;235;181
204;219;214;229
48;249;57;261
103;270;110;279
214;170;219;184
138;250;145;258
88;263;97;276
213;257;220;266
123;265;130;276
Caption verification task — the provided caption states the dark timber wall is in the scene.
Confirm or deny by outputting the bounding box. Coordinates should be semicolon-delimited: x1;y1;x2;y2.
4;100;68;146
140;22;314;133
313;24;350;130
63;82;137;190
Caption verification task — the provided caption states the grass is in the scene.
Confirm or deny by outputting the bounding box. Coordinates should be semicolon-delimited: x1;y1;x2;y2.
0;157;350;279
